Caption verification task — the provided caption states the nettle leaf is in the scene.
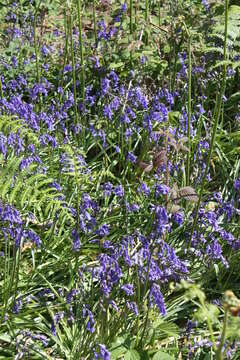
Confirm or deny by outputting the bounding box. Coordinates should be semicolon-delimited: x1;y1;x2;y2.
110;345;127;359
109;62;124;69
226;316;240;339
153;319;179;338
194;303;219;325
168;111;181;125
125;349;140;360
152;350;175;360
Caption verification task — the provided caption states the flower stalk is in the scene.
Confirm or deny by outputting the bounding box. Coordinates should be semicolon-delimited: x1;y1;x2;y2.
188;0;229;251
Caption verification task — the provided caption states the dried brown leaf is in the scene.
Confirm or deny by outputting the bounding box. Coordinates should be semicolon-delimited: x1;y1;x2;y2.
153;150;167;168
167;204;181;213
179;137;189;144
144;164;154;173
21;242;33;253
138;161;153;173
169;186;178;203
178;144;190;153
169;138;178;151
179;186;198;202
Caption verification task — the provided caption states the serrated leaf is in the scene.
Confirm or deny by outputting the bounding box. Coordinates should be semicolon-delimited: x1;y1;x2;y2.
152;350;175;360
154;320;179;338
210;60;233;71
125;349;140;360
109;62;124;69
110;345;127;359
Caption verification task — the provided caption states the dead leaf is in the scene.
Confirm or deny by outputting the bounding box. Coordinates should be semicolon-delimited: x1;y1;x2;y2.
179;186;198;202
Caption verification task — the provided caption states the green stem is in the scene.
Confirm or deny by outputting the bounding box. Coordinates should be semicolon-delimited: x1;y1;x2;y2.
165;115;169;205
135;268;141;346
145;0;148;22
186;34;192;186
158;0;161;27
130;0;133;34
33;3;43;112
187;0;228;251
0;75;3;98
135;0;139;27
145;0;149;45
69;14;78;125
76;0;85;103
59;11;69;93
93;0;97;47
199;298;217;351
33;14;40;85
138;301;150;348
216;309;228;360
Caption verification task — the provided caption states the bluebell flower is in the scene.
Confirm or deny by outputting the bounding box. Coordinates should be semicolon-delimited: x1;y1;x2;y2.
1;204;22;224
101;78;110;96
172;212;184;225
97;20;108;40
50;322;57;336
0;133;7;157
138;181;150;196
103;182;113;196
19;156;34;170
125;128;132;141
113;185;124;197
64;64;72;73
221;202;235;221
50;181;62;191
41;45;50;57
234;178;240;191
83;306;95;333
202;0;210;11
66;289;77;304
72;229;81;251
121;3;127;12
96;224;110;238
126;301;138;315
13;298;23;314
120;112;130;124
23;229;41;247
155;206;169;234
150;284;166;315
94;344;110;360
103;104;113;120
115;145;120;153
155;184;170;196
126;152;137;163
121;284;134;296
140;55;147;64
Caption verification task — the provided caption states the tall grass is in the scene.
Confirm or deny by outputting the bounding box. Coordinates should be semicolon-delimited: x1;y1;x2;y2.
188;0;229;250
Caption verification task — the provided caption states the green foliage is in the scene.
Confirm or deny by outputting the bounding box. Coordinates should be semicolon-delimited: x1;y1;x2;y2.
152;351;175;360
205;5;240;62
0;1;239;359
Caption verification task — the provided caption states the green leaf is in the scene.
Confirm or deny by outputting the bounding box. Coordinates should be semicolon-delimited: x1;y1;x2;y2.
152;350;175;360
125;349;140;360
109;62;124;69
110;345;127;359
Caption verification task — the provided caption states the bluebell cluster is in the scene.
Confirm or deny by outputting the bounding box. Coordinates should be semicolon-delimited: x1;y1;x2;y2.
0;1;240;359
